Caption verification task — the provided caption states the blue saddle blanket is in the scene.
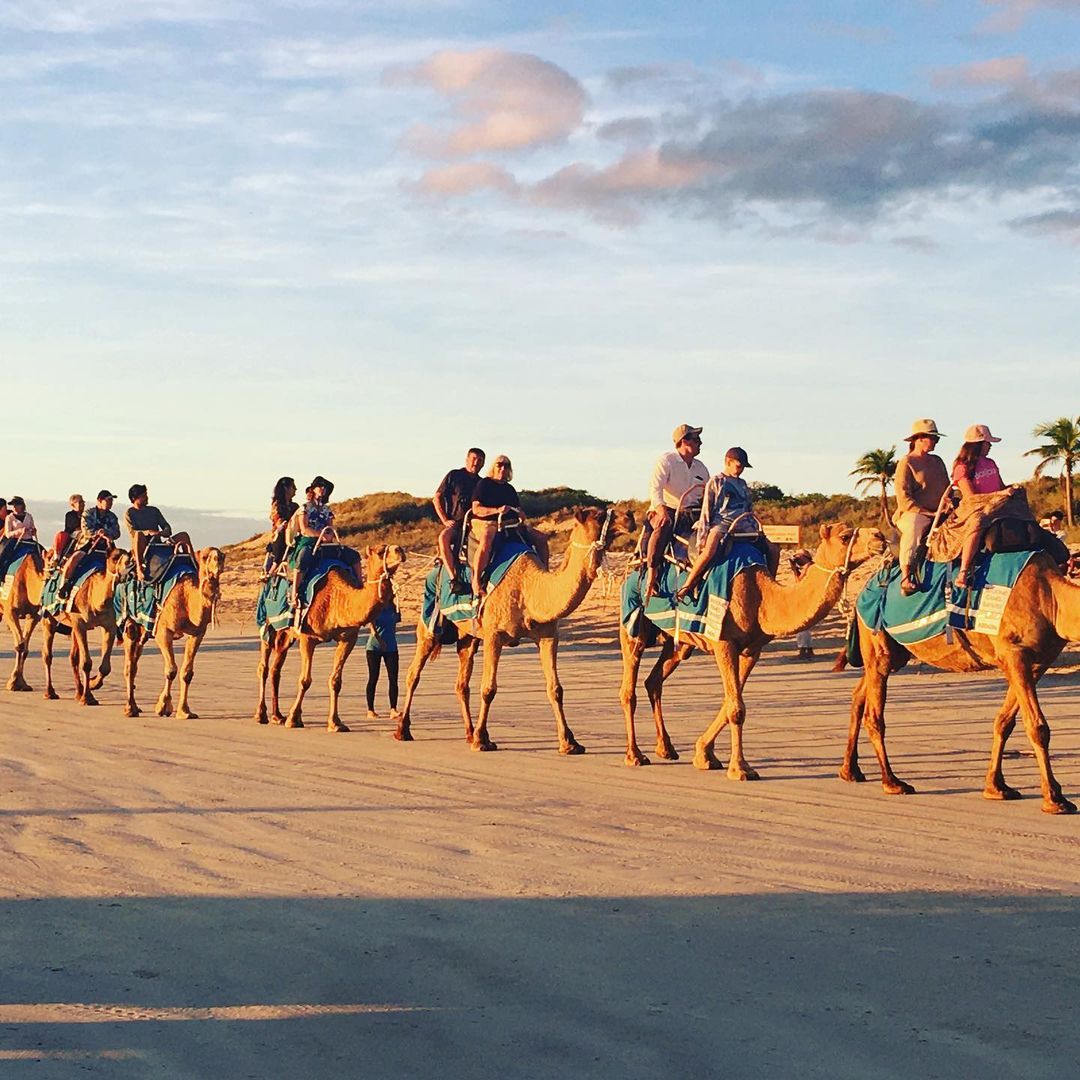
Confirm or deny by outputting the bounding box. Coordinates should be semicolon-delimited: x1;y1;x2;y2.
256;550;358;638
0;541;43;600
621;541;767;642
40;553;105;617
855;550;1037;646
114;555;198;633
421;539;533;631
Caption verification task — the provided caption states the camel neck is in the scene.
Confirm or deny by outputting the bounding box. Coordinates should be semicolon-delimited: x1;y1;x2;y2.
1048;572;1080;642
756;562;845;637
338;574;386;629
520;536;598;625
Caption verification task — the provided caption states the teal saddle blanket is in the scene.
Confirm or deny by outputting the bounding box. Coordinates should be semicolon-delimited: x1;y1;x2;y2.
0;541;44;596
855;550;1037;647
621;541;767;641
40;554;105;617
256;550;358;638
114;555;198;633
421;539;532;632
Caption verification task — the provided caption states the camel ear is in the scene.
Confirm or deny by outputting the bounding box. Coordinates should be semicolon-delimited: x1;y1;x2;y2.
819;524;831;540
573;507;588;524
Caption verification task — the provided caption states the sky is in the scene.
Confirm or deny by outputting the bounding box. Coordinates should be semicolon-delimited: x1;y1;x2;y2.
1;0;1077;540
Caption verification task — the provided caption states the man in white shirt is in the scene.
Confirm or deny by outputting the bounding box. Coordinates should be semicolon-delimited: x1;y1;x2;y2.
644;423;710;598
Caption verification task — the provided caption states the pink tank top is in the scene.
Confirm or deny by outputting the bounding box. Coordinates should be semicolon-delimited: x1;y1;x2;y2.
952;457;1003;494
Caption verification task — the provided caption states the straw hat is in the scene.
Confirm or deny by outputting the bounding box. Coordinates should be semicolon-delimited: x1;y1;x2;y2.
904;419;945;442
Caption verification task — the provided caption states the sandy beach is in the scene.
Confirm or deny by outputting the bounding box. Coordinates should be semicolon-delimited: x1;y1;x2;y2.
2;615;1079;1079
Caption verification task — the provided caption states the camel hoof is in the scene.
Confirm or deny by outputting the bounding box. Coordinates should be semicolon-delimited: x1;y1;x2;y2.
285;716;304;729
470;738;498;752
883;780;916;796
89;674;105;690
155;705;172;718
839;765;867;783
728;765;760;781
43;688;59;701
394;728;414;742
178;711;198;720
255;713;269;725
1042;797;1077;815
327;721;349;733
693;750;722;771
984;785;1022;801
625;751;651;767
560;741;586;756
83;694;99;707
124;705;142;718
655;743;679;761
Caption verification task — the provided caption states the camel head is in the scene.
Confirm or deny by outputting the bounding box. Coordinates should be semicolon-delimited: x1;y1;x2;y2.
197;547;226;600
105;548;132;581
362;544;407;594
563;506;636;578
815;523;889;574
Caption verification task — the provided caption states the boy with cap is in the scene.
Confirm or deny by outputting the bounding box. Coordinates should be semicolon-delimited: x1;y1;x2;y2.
644;423;710;598
894;419;950;595
59;489;121;598
676;447;758;600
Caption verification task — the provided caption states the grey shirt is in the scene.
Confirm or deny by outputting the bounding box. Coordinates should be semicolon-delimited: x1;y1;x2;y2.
124;505;172;538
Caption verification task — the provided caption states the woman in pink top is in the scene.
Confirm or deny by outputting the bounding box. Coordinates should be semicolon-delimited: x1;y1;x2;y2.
951;424;1005;588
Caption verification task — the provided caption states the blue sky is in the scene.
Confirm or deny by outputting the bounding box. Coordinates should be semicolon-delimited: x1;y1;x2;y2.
1;0;1077;537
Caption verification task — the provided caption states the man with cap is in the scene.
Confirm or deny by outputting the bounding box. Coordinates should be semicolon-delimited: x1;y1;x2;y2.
59;489;121;598
644;424;710;598
894;419;950;595
676;446;758;600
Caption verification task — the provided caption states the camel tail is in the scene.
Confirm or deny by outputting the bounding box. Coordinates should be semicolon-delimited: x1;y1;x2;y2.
430;641;443;663
831;649;848;673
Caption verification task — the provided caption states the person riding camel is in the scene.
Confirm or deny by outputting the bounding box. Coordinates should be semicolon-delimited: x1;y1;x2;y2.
125;484;191;582
52;494;84;563
263;476;298;576
434;447;485;594
469;456;548;601
950;424;1006;590
645;424;710;600
675;447;758;602
0;496;37;580
58;489;121;599
894;419;950;596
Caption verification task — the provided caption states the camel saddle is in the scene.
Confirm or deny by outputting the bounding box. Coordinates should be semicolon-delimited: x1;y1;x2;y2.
39;552;106;617
926;487;1062;564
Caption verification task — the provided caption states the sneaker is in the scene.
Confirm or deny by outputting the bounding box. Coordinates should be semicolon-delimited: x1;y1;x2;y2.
366;709;379;720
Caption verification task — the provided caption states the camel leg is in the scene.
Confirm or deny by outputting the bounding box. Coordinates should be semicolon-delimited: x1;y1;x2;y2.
254;636;271;723
41;619;59;700
268;634;291;725
1001;657;1075;814
471;637;503;751
6;613;38;692
285;634;317;729
455;637;479;743
693;643;740;774
175;633;203;720
537;628;584;755
859;645;915;796
88;626;114;691
618;626;649;766
154;629;178;716
840;674;868;783
73;623;98;705
983;685;1022;801
723;648;761;780
645;637;692;762
123;628;142;717
397;627;438;741
325;634;357;732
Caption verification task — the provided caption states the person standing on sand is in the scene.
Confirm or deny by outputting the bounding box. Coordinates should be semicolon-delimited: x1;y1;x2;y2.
433;448;485;594
365;600;401;721
893;419;950;596
788;548;816;659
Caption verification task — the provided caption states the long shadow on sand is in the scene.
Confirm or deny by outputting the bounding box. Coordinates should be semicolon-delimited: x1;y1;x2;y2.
1;892;1076;1079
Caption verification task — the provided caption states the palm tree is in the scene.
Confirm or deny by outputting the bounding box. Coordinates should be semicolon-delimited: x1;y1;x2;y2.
850;447;898;524
1025;416;1080;528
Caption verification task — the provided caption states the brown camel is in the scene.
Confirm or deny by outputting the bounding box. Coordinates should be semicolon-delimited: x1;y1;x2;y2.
398;506;635;753
619;524;888;774
121;548;226;720
1;544;46;692
841;552;1080;814
41;548;131;705
254;544;406;732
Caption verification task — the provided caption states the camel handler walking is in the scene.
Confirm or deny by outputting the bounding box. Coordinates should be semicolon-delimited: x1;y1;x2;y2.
644;424;710;599
894;419;950;596
433;447;485;594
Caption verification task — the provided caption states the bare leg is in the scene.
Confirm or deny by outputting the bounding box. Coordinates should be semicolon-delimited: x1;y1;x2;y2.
155;629;177;716
175;633;204;720
285;634;317;728
537;628;583;754
471;636;503;751
471;525;496;598
326;633;357;732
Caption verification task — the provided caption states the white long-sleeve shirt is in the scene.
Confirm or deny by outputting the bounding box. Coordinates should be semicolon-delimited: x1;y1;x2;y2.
649;451;710;511
4;511;36;540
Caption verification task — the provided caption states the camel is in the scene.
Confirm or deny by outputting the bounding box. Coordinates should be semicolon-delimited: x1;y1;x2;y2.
1;543;46;692
41;548;131;705
254;544;406;732
841;551;1080;814
121;548;226;720
397;506;635;753
619;524;888;774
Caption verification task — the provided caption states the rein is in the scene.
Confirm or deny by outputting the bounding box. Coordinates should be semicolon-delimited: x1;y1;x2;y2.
569;508;614;563
810;529;860;580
